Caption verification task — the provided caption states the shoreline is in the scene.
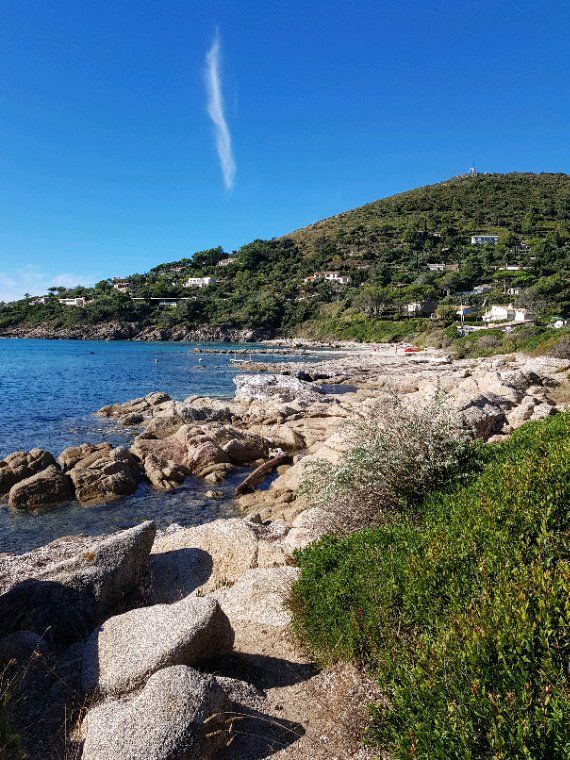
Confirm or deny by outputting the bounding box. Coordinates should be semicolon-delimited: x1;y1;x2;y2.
0;348;569;758
1;345;568;536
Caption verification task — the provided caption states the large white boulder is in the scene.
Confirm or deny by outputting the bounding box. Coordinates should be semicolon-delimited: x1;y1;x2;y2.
81;595;234;698
234;373;325;405
209;567;299;629
149;518;260;603
81;666;231;760
0;521;156;646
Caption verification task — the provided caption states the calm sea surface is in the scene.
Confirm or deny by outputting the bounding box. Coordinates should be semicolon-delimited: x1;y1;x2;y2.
0;339;311;553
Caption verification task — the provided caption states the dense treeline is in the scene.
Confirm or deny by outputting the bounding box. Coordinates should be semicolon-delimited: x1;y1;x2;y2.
1;173;569;338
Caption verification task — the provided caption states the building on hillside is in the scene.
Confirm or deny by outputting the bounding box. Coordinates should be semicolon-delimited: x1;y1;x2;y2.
59;297;89;307
183;276;216;288
131;297;197;308
427;263;459;272
216;257;236;267
482;304;535;324
30;296;49;304
303;271;352;285
471;234;499;245
406;300;437;316
507;286;523;296
493;264;526;271
113;280;132;293
550;318;567;329
472;284;494;295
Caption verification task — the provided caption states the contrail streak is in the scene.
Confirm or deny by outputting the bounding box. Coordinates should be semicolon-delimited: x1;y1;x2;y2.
205;31;236;191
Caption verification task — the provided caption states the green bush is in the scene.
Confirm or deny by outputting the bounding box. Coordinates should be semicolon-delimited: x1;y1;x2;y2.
291;413;570;758
451;325;570;359
300;390;477;531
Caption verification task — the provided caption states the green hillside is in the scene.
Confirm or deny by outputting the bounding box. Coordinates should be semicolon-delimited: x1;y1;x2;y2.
1;172;569;346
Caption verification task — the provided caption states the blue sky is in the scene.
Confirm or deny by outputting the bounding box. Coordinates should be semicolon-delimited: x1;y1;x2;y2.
1;0;568;301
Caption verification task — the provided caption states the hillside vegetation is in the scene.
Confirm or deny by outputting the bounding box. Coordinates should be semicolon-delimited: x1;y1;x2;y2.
1;173;569;347
291;412;570;758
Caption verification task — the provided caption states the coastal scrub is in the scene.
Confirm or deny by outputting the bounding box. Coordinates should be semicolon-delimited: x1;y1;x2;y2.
291;413;570;758
299;389;477;531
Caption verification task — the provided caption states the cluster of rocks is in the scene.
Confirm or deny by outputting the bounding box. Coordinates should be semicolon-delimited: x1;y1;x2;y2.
0;507;331;759
0;443;140;511
3;353;567;518
231;353;569;521
1;349;568;757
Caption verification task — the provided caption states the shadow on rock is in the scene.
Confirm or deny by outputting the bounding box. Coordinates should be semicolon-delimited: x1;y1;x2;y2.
214;706;306;760
213;652;318;691
149;547;214;604
0;579;94;648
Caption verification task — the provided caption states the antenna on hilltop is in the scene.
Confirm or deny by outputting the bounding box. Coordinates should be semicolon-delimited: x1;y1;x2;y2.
469;162;478;176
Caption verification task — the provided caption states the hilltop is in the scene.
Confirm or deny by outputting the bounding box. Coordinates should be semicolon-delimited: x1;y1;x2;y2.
1;172;569;350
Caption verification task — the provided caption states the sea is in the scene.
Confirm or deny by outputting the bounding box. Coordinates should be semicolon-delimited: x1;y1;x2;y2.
0;339;314;553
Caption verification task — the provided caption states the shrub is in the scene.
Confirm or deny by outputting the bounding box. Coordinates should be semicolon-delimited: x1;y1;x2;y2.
0;667;23;760
476;334;501;350
291;413;570;759
548;334;570;359
299;390;476;531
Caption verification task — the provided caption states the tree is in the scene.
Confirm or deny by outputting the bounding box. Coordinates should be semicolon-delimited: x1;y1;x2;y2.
191;247;225;269
357;286;393;318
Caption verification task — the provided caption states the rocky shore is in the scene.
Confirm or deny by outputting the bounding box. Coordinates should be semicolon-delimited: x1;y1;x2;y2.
0;321;271;342
1;347;569;758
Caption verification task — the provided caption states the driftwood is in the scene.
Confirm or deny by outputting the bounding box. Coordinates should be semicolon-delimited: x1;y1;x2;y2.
234;453;292;496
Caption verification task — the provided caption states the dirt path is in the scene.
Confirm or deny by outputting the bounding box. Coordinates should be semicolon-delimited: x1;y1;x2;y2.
213;622;379;759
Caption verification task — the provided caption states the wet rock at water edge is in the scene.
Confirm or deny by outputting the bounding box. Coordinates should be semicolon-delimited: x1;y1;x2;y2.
8;465;72;510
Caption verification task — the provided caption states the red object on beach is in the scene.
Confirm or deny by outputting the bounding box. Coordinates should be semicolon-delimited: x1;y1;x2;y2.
404;346;423;353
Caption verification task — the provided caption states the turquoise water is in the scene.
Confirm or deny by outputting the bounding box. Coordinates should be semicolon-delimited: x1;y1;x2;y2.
0;339;309;553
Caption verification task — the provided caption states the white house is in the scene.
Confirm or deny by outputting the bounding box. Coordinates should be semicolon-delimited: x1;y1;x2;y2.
471;235;499;245
472;284;493;295
216;257;236;267
113;280;132;293
59;297;89;307
131;297;197;308
303;271;351;285
427;263;459;272
183;276;216;288
507;286;522;296
482;304;534;324
406;300;437;316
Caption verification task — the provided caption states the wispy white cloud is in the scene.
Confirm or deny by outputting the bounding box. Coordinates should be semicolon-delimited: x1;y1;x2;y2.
205;30;236;192
0;265;96;303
